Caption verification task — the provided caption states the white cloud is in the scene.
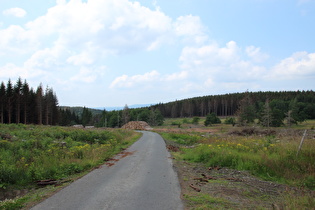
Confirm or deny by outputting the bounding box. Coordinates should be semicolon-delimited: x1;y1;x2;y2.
269;51;315;79
0;25;38;54
24;0;173;53
1;0;313;106
245;46;269;63
67;52;94;66
178;40;315;93
2;0;179;72
3;8;27;18
110;70;160;88
178;40;271;92
70;67;98;83
164;71;188;81
0;0;212;77
179;41;240;70
174;15;208;44
24;45;68;69
0;63;44;79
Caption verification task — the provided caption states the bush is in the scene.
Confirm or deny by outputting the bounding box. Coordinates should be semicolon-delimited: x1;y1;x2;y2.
204;113;221;126
192;117;200;125
225;117;236;126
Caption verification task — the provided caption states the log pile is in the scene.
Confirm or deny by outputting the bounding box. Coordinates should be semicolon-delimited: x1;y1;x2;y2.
121;121;152;130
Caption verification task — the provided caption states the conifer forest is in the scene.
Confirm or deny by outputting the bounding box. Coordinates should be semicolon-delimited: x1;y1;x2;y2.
1;78;315;127
0;78;59;125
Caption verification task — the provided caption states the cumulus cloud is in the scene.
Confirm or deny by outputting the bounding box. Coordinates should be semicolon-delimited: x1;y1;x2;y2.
245;46;269;63
70;67;98;83
67;52;95;66
0;63;44;79
0;25;38;54
174;15;208;44
179;41;240;70
269;51;315;79
164;71;188;81
178;40;271;92
3;8;27;18
24;0;173;54
24;45;68;69
0;0;209;75
110;70;160;88
0;0;313;106
177;39;314;93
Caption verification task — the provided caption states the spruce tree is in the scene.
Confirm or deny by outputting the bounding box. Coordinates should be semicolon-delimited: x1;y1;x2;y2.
236;92;256;126
22;80;30;124
0;82;5;123
14;77;23;123
6;80;13;124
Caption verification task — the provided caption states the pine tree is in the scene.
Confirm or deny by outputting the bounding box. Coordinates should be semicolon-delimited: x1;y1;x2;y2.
236;92;256;126
14;77;23;124
81;107;92;127
6;80;14;124
0;82;5;123
36;84;43;125
22;80;30;124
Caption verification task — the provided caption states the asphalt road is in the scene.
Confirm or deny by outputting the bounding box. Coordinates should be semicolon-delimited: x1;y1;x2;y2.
31;131;183;210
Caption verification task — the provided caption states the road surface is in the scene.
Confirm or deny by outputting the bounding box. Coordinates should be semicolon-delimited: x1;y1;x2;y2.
31;131;183;210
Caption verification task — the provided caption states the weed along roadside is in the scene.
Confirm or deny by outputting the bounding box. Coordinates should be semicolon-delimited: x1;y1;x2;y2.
0;124;141;209
158;123;315;209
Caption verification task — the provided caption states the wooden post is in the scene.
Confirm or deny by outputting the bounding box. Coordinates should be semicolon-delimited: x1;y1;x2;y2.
296;129;307;157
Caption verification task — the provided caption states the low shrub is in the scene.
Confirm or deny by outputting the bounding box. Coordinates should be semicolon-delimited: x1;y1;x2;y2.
163;131;315;190
0;125;140;187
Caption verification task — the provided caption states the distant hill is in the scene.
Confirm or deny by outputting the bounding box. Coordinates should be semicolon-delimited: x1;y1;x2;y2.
94;104;151;111
59;106;103;117
59;104;151;116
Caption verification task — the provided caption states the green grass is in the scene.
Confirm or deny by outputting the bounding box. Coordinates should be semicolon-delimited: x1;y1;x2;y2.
0;124;140;188
184;193;231;209
282;192;315;209
160;132;203;145
0;196;28;210
160;127;315;190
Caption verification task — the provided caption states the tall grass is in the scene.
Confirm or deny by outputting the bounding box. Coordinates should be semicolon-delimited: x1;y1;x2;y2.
161;130;315;190
161;132;202;145
0;124;140;188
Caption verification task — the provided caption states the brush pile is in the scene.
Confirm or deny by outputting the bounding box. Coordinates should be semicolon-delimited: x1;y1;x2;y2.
121;121;152;130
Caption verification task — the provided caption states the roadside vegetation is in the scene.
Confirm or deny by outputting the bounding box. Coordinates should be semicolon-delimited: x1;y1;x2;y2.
157;118;315;209
0;124;140;209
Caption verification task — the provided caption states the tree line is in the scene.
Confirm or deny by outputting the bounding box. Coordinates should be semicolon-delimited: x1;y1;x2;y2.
55;90;315;128
0;78;59;125
1;78;314;128
151;90;315;127
68;105;165;128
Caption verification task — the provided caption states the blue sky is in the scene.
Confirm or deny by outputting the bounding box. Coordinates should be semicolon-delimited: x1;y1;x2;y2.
1;0;314;107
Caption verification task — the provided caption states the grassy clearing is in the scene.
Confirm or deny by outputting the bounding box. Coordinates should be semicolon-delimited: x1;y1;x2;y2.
158;119;315;209
0;124;140;209
182;134;315;189
161;128;315;189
